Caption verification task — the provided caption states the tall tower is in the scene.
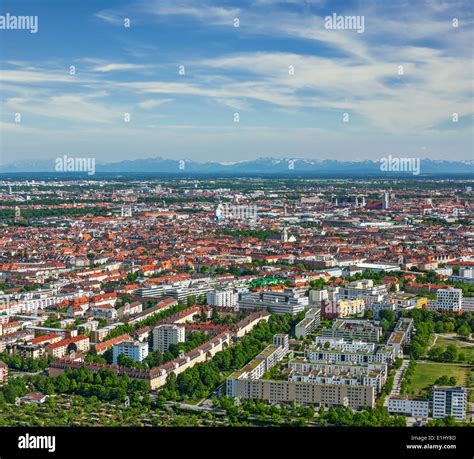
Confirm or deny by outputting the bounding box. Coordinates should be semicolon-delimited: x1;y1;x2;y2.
382;191;390;210
282;227;288;243
14;206;21;218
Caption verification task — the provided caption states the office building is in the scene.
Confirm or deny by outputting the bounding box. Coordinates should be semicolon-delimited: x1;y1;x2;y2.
388;396;429;417
436;289;463;313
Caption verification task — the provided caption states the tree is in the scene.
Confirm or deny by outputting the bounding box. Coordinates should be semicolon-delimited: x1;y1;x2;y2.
379;309;395;323
457;324;471;339
444;322;455;333
428;347;444;361
443;344;458;362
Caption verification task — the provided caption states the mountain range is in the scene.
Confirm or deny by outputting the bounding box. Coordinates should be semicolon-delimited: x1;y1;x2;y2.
0;156;473;175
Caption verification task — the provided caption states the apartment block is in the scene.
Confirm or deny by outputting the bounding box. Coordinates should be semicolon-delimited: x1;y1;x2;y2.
432;386;467;421
320;319;382;342
206;289;237;308
152;324;185;353
237;288;309;315
47;335;90;359
295;307;321;339
112;340;149;364
227;377;375;410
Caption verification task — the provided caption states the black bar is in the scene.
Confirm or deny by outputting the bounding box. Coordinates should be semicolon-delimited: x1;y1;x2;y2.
0;427;472;458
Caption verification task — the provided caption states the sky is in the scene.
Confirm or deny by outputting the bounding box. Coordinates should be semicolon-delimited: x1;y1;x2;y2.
0;0;473;165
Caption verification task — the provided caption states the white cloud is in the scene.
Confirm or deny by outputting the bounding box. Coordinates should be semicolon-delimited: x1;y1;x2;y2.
93;63;148;72
137;98;173;109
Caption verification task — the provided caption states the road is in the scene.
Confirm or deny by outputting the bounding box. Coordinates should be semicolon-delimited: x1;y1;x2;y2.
384;359;409;407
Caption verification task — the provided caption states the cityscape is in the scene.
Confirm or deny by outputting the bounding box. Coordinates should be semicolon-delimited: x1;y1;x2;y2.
1;0;473;457
0;177;473;430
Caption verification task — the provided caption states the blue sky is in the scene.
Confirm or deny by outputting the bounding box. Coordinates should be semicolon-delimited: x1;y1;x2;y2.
0;0;473;164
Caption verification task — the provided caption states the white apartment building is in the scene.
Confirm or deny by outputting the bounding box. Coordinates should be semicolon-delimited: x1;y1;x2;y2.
339;280;387;304
436;289;463;313
460;267;474;279
295;307;321;339
237;289;309;315
309;289;328;303
112;340;148;363
432;386;467;421
461;297;474;312
153;324;185;353
388;396;429;418
307;343;394;365
206;289;237;308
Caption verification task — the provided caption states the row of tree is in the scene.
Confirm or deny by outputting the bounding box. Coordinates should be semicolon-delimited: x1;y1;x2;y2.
0;352;51;372
213;396;406;427
428;344;471;364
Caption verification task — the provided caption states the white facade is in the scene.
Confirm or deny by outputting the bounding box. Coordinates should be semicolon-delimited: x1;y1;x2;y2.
295;307;320;339
112;340;148;363
436;289;463;313
153;324;185;353
237;289;309;315
461;297;474;312
206;289;237;308
432;386;467;421
388;397;429;417
460;267;474;279
309;289;328;303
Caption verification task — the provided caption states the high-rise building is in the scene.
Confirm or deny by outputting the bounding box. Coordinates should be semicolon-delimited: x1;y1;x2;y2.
206;289;237;308
153;324;185;353
432;386;467;421
112;340;148;363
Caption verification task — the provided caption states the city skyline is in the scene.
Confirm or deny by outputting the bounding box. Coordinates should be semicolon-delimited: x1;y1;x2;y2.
1;0;473;165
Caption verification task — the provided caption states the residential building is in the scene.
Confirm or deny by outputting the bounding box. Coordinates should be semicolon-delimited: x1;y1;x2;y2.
237;288;309;315
112;340;149;364
321;298;365;319
153;324;185;353
295;307;321;339
206;289;237;308
432;386;467;421
47;335;90;359
388;396;429;417
320;319;382;342
0;360;8;384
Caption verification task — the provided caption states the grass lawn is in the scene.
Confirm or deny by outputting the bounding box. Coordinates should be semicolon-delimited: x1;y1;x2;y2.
404;362;473;401
433;335;474;361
